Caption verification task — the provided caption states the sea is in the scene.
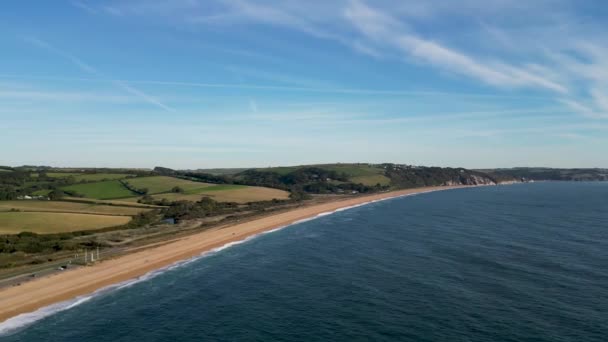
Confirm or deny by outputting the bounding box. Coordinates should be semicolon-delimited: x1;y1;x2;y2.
1;182;607;341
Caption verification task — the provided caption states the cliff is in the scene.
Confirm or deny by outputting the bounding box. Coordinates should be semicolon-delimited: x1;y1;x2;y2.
382;164;521;188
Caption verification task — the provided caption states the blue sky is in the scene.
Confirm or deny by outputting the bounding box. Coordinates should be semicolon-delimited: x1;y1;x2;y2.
1;0;607;169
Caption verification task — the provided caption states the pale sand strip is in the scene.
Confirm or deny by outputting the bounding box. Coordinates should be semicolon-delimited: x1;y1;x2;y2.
0;185;466;323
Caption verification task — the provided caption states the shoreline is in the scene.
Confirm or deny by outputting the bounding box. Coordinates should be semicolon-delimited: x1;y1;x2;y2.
0;185;468;328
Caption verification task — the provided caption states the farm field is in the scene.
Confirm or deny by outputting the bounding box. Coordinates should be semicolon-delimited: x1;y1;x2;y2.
0;212;131;234
124;176;214;194
61;180;137;199
125;185;290;203
351;174;391;186
195;184;246;192
0;201;149;216
46;173;133;182
198;186;290;203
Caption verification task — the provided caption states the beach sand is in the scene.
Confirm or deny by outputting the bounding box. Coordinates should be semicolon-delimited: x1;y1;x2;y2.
0;186;466;323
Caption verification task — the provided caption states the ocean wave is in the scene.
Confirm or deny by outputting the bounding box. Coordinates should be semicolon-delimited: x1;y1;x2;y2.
0;235;274;335
0;188;451;335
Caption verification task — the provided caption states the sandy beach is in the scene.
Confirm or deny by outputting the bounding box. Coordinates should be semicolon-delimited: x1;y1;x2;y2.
0;185;466;323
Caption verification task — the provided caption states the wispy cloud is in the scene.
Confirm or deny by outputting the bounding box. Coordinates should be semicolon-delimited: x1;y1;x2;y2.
70;0;98;14
112;79;174;112
0;74;555;100
548;44;608;119
27;1;608;122
23;37;97;74
0;89;135;103
133;0;567;93
210;0;605;119
22;36;174;112
343;1;567;94
560;99;608;119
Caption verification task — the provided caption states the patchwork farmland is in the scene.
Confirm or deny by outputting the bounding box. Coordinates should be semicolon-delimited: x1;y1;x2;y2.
0;172;291;235
0;164;401;272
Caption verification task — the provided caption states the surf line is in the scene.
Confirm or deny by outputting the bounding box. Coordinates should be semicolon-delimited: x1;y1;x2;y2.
0;186;468;335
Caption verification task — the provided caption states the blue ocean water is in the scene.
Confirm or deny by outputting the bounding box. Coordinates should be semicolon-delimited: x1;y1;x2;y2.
2;182;607;341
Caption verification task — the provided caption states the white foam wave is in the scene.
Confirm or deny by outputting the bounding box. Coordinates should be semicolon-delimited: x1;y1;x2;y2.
262;226;288;235
0;187;455;335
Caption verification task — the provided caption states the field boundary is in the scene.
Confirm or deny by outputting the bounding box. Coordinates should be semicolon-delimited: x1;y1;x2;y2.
0;209;140;217
58;198;164;209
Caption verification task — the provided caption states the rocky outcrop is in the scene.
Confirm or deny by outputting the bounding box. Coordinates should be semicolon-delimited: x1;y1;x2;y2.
442;173;525;186
443;175;496;186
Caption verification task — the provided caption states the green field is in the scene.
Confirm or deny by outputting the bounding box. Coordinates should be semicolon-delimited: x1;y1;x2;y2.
0;200;149;216
124;176;214;194
198;186;289;202
0;212;131;234
46;173;132;182
61;180;137;199
125;185;290;203
350;174;391;186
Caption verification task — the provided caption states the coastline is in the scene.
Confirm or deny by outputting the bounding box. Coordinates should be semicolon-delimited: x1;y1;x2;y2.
0;185;467;326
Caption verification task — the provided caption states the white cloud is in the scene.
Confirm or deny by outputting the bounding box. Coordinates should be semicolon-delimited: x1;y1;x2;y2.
344;1;567;93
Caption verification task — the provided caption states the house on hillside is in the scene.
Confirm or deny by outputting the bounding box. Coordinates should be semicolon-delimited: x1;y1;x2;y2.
17;195;48;200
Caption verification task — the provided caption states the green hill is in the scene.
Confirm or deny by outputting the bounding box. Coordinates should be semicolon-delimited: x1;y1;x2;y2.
479;168;608;182
235;163;506;193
